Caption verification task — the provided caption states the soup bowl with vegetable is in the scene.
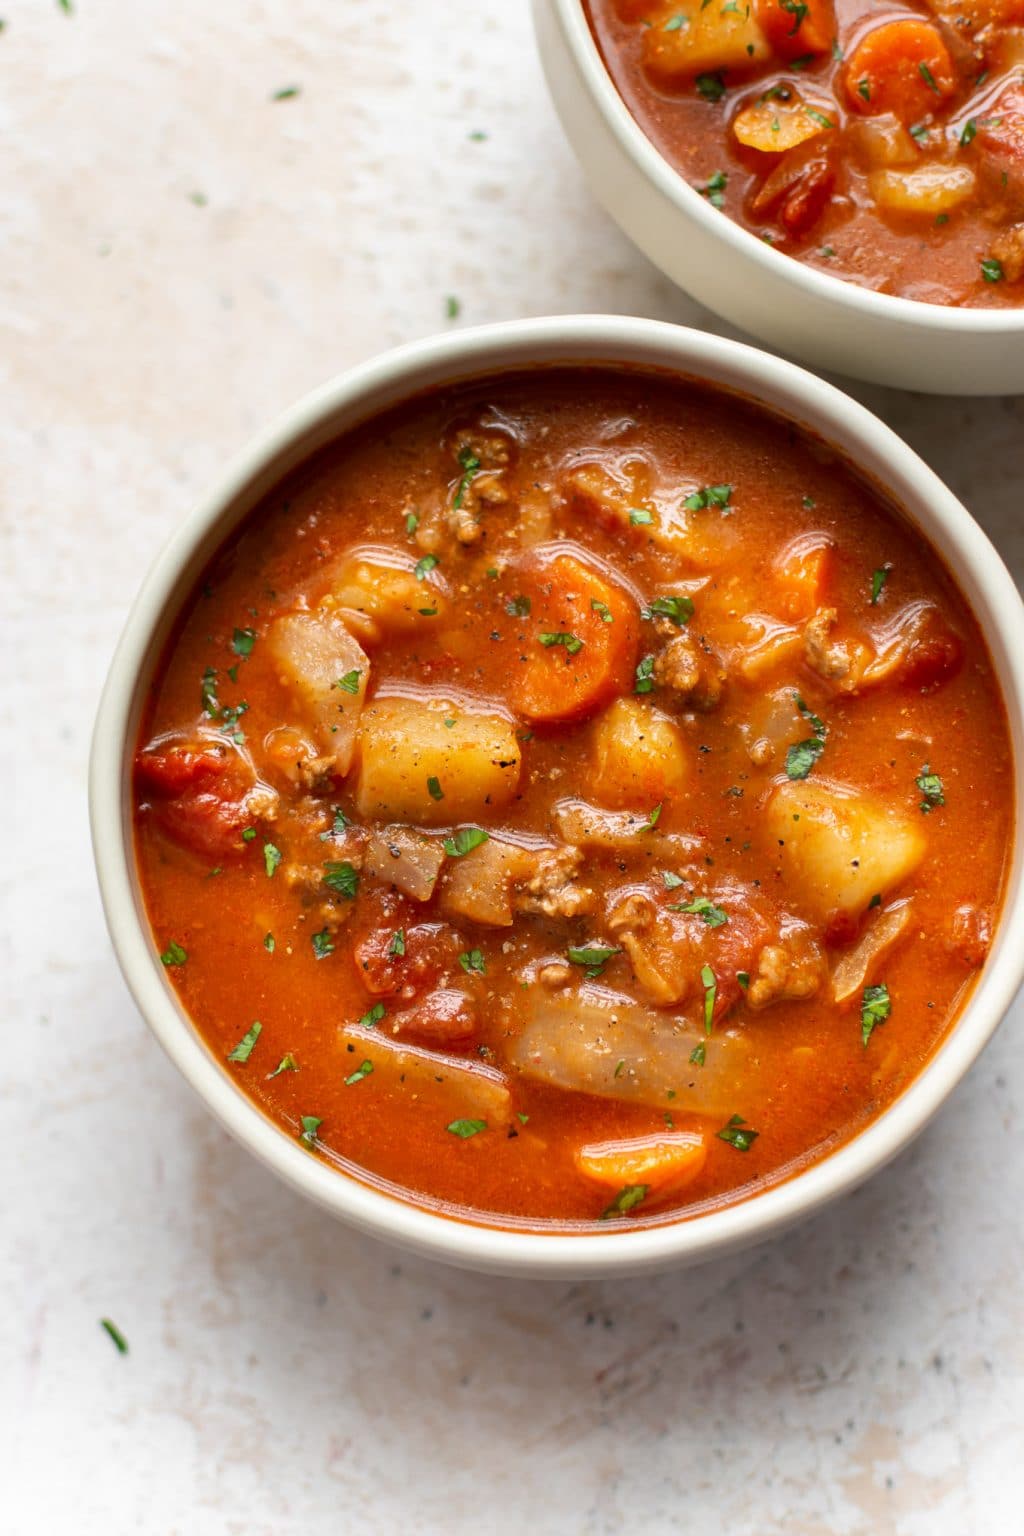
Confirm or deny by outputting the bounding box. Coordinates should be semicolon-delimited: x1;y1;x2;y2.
90;316;1024;1277
534;0;1024;392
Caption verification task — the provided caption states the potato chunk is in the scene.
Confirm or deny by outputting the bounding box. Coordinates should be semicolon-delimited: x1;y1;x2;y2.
355;694;520;825
643;5;771;82
265;612;369;771
764;779;926;920
869;163;977;219
590;697;689;812
328;551;448;635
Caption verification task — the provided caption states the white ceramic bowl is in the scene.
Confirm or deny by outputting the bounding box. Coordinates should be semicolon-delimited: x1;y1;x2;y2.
533;0;1024;395
90;316;1024;1277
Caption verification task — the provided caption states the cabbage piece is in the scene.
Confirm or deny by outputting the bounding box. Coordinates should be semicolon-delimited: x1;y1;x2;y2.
832;900;913;1003
338;1026;511;1126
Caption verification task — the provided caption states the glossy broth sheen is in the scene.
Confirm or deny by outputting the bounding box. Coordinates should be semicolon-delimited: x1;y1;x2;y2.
134;368;1012;1229
585;0;1024;305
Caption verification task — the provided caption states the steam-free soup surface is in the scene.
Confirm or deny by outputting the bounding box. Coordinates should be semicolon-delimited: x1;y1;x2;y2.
134;367;1011;1228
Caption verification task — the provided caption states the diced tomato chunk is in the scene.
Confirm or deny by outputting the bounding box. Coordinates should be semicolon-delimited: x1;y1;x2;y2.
135;745;229;796
354;917;461;998
752;140;836;239
897;629;962;691
389;988;479;1049
135;738;262;858
974;84;1024;211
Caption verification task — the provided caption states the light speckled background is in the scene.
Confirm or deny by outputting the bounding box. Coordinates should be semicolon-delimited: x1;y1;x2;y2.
3;3;1024;1531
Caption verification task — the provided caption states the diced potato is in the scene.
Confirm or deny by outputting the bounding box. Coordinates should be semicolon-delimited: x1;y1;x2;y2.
764;779;926;919
590;697;690;812
643;5;771;83
869;163;977;218
772;532;834;621
364;825;447;901
355;694;521;825
439;836;534;926
732;93;835;155
846;112;919;169
265;612;369;771
338;1027;511;1127
575;1132;708;1196
328;551;448;635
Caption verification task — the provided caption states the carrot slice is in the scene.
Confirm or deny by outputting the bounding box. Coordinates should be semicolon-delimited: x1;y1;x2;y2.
506;550;639;725
843;20;957;124
575;1132;708;1196
755;0;836;62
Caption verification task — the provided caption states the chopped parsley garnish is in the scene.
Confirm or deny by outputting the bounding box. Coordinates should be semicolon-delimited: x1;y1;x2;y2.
697;170;728;209
517;1111;530;1125
918;61;939;93
672;897;728;928
690;1043;706;1067
427;774;444;801
506;594;531;617
452;446;481;510
916;763;945;813
960;118;977;146
568;944;621;979
599;1184;648;1219
268;1053;297;1078
389;929;406;958
662;870;686;890
345;1059;374;1085
445;295;460;320
414;552;440;580
447;1118;487;1138
298;1115;322;1147
684;482;733;513
642;594;694;626
444;826;490;858
232;627;256;657
701;963;717;1034
272;84;301;101
459;948;486;974
263;932;275;953
781;0;808;33
227;1021;262;1062
639;803;662;831
311;929;334;960
591;598;614;623
861;982;891;1046
333;669;362;694
263;842;282;878
663;13;686;30
634;654;656;694
241;827;256;842
359;1002;386;1028
909;120;929;143
857;78;871;102
323;860;359;898
100;1319;128;1355
871;566;889;604
981;257;1004;283
160;940;187;967
805;107;834;129
405;511;419;535
629;508;653;526
539;630;584;655
785;693;827;780
319;807;349;841
717;1113;759;1150
201;666;219;716
696;72;726;103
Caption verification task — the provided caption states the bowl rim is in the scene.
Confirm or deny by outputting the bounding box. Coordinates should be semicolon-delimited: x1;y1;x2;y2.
549;0;1024;337
90;314;1024;1278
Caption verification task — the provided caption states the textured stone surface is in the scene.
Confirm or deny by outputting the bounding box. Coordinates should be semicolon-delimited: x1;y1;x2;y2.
3;2;1023;1531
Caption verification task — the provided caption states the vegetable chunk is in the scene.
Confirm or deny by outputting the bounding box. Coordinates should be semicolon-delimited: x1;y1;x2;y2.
843;21;957;124
328;552;448;635
575;1132;708;1196
642;4;771;84
590;697;690;811
755;0;836;60
355;694;521;824
265;612;369;771
764;779;926;921
506;549;639;724
733;91;835;156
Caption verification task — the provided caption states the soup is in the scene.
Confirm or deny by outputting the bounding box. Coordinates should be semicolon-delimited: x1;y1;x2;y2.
584;0;1024;306
133;367;1011;1228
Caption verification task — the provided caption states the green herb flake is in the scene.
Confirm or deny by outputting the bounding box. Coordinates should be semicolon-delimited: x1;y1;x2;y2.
916;763;945;813
599;1183;649;1219
160;940;187;967
697;169;728;209
672;896;728;928
539;630;584;655
345;1059;374;1085
298;1114;322;1147
447;1118;487;1139
323;860;359;899
272;84;301;101
268;1053;297;1078
634;654;656;694
333;669;362;695
737;970;750;989
642;594;694;626
861;982;891;1046
786;693;827;780
701;963;717;1034
629;508;654;526
311;929;334;960
445;295;460;320
517;1111;530;1124
444;826;490;858
639;803;662;832
696;72;726;103
663;13;687;30
689;1043;706;1067
918;61;939;93
427;774;444;802
981;257;1004;283
684;482;733;513
414;552;440;580
263;932;275;953
405;511;419;536
231;627;256;658
100;1318;128;1354
264;842;282;878
389;929;406;958
960;118;978;146
567;944;621;979
358;1002;386;1029
506;594;531;617
871;566;889;604
591;598;614;623
241;827;257;843
805;107;834;129
227;1020;262;1063
717;1113;759;1150
459;948;486;975
452;446;481;510
201;666;219;717
662;870;686;890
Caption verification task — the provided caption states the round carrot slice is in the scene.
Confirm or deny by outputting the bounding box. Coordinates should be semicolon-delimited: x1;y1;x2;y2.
575;1133;708;1196
843;19;957;124
506;550;639;725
